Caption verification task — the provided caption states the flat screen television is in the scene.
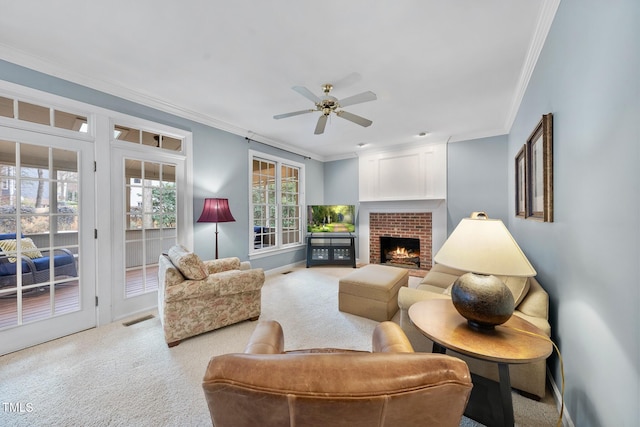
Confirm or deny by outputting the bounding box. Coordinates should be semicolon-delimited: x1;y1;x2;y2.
307;205;356;233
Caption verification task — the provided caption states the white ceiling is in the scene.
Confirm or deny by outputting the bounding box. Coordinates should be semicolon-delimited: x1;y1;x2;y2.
0;1;558;161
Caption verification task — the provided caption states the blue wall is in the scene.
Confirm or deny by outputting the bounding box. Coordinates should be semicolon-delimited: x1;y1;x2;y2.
323;157;359;256
324;145;508;251
447;135;508;233
323;138;509;238
323;157;359;205
3;2;639;421
0;59;319;268
507;1;639;425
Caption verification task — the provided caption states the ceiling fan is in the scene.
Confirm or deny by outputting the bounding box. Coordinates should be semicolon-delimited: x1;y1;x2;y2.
274;84;377;135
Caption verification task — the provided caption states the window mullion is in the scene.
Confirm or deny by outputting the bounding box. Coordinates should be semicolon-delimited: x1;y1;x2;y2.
276;165;283;247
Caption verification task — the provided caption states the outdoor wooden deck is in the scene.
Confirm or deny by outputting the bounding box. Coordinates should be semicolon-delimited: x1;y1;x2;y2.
0;265;158;329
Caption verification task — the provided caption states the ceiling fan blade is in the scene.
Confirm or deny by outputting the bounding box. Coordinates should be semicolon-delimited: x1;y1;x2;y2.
292;86;322;104
338;91;377;108
273;109;315;119
314;114;328;135
335;110;373;127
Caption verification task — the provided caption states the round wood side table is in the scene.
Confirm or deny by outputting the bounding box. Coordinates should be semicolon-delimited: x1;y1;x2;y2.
409;299;552;427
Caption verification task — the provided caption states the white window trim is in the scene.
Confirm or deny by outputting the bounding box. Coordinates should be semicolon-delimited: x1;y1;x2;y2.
248;149;305;260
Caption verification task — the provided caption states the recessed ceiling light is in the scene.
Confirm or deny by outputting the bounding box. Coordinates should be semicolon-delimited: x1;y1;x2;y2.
417;131;429;137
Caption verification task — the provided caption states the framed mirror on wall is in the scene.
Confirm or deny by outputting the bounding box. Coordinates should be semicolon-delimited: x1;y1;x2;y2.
515;145;527;218
515;113;553;222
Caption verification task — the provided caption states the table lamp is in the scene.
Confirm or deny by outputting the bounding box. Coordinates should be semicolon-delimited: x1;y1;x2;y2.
197;198;236;259
433;212;536;331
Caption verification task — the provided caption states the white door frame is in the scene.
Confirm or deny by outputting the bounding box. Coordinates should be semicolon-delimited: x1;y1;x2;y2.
0;81;194;348
0;126;96;355
110;142;190;320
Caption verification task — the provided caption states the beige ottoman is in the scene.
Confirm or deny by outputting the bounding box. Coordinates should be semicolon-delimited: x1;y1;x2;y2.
338;264;409;321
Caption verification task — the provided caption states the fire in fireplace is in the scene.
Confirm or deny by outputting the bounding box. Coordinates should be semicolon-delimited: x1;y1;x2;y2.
380;236;420;269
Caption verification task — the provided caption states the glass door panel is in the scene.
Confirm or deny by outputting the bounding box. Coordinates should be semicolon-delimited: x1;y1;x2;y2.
0;133;93;355
124;159;176;298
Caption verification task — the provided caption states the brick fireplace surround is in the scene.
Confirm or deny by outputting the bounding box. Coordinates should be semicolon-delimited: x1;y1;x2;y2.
369;212;433;271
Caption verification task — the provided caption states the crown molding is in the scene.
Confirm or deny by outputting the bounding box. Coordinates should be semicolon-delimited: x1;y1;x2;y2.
0;44;325;162
448;128;509;144
1;0;559;164
245;131;324;161
504;0;561;132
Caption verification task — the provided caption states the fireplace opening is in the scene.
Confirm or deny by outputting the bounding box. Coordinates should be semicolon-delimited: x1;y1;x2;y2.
380;236;420;269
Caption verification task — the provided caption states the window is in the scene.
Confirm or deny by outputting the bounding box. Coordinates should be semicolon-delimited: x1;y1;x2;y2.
250;151;304;254
0;96;88;134
0;141;79;237
113;124;183;152
0;82;192;347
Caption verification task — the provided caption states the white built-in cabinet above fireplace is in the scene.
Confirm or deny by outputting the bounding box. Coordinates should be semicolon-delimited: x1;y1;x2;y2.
358;142;446;201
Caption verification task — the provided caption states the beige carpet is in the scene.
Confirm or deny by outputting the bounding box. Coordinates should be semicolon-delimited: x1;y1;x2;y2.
0;266;560;426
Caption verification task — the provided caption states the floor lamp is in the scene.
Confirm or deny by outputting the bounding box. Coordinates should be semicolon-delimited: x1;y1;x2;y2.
197;198;236;259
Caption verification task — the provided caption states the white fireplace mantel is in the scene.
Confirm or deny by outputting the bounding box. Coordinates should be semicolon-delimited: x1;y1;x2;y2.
358;142;447;201
357;142;448;266
357;199;447;266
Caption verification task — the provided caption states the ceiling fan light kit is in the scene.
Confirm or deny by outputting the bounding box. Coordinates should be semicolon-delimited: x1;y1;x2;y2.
274;83;377;135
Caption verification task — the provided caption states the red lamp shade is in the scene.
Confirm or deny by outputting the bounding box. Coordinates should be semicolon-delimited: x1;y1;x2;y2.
197;198;236;223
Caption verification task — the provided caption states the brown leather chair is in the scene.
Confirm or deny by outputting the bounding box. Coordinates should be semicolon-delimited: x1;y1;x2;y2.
203;320;472;427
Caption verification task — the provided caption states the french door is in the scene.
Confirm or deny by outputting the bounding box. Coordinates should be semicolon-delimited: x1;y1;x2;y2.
0;129;95;355
110;147;184;319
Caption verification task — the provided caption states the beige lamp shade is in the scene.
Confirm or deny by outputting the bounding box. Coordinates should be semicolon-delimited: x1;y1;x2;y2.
434;214;536;277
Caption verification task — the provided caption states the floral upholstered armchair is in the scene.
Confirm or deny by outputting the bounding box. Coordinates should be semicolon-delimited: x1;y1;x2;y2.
157;245;265;347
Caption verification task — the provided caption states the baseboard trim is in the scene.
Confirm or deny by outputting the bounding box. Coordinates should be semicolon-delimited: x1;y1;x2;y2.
264;261;306;275
547;366;575;427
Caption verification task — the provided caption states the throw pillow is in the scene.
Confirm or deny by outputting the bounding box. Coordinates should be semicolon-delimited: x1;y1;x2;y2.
20;238;43;259
0;237;43;262
442;283;454;296
498;275;531;307
167;245;207;280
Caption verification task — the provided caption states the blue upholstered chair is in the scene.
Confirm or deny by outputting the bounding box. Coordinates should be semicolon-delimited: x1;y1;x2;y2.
0;233;78;289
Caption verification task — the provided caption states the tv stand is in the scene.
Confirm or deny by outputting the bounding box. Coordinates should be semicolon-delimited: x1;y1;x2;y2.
306;233;356;268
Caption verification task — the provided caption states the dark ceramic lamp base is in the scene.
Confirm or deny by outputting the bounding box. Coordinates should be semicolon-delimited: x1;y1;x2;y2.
450;272;515;331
